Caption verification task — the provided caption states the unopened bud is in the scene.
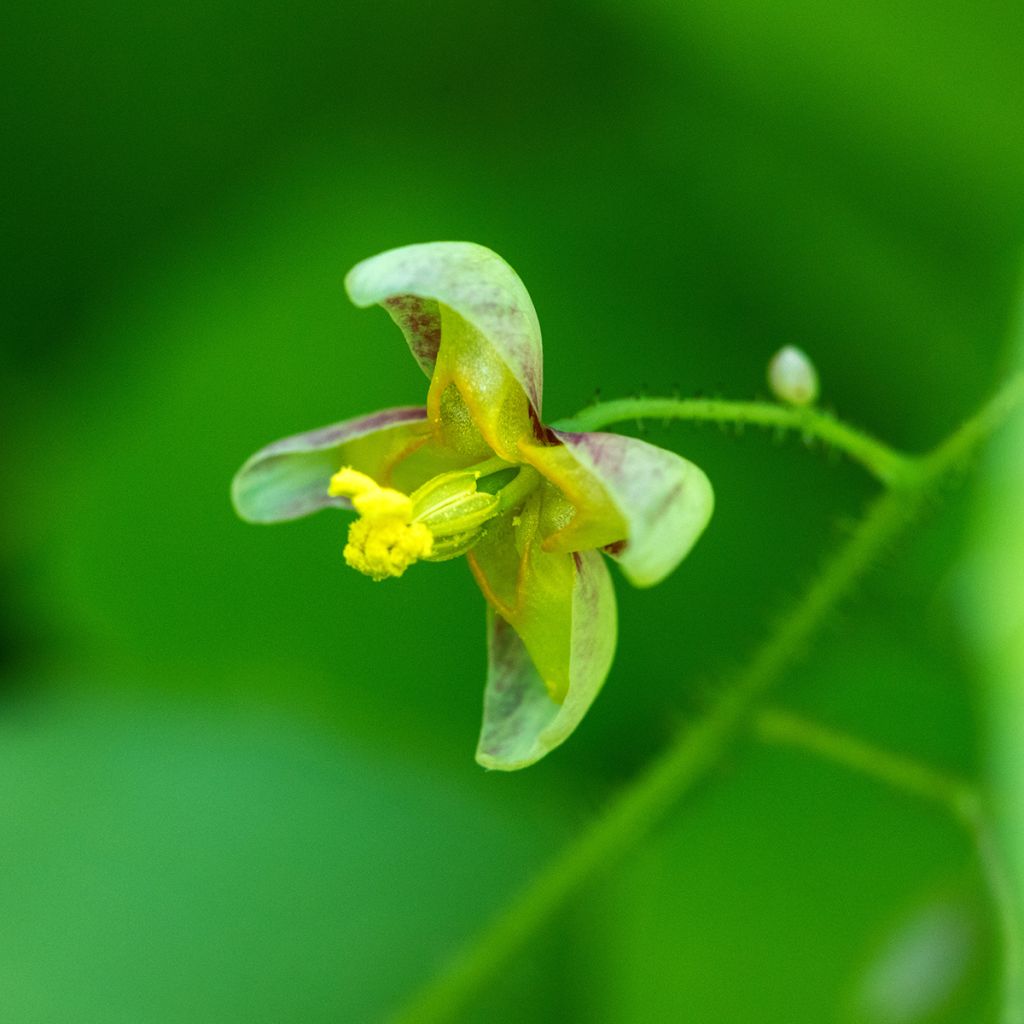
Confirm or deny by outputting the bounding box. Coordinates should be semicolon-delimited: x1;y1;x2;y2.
768;346;819;406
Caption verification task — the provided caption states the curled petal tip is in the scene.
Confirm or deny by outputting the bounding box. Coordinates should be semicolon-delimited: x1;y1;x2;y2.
345;242;544;413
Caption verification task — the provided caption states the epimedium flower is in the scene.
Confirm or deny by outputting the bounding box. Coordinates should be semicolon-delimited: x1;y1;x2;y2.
231;242;714;770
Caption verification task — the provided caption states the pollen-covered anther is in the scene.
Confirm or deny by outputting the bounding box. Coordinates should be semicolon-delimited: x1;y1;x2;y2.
329;466;431;580
343;516;433;581
328;464;508;580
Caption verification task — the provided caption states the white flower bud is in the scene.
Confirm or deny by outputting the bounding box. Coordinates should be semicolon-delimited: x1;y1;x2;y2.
768;346;819;406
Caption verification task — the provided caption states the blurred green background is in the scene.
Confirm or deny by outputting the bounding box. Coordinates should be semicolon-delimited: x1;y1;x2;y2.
3;1;1023;1021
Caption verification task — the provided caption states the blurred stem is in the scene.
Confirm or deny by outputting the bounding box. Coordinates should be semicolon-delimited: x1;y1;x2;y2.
756;708;1023;1024
755;708;977;821
976;821;1024;1024
390;373;1024;1024
555;397;915;486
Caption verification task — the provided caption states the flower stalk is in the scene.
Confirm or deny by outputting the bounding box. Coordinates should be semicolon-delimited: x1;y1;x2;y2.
557;396;914;486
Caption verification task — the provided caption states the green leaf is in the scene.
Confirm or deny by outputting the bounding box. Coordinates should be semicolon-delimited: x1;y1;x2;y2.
964;281;1024;1006
0;690;560;1024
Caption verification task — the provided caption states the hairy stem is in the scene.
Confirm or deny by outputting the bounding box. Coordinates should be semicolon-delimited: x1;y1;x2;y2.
390;374;1024;1024
554;397;914;485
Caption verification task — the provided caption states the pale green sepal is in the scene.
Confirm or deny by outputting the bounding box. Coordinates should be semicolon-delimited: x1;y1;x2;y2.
345;242;545;414
231;407;426;523
554;429;714;588
476;550;616;771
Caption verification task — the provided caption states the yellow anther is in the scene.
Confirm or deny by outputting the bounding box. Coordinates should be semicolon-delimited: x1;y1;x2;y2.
327;466;378;498
329;466;433;581
327;462;524;580
352;487;413;519
329;465;414;521
344;517;433;581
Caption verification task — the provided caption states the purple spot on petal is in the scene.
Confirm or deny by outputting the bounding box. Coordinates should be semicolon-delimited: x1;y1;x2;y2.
556;430;628;474
385;295;442;372
529;405;560;446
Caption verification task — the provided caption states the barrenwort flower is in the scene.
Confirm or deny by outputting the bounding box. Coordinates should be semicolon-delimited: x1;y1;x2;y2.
232;243;714;769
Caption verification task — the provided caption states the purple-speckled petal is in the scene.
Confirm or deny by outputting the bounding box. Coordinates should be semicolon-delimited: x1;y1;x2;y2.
554;430;714;588
475;549;616;771
380;294;442;378
345;242;544;413
231;407;427;523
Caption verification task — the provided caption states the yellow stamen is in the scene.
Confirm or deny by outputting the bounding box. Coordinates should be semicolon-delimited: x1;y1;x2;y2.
327;462;529;581
329;466;432;580
352;487;413;519
344;517;433;581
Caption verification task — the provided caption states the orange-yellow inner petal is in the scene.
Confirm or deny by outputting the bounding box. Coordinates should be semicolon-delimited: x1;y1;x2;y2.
427;305;534;463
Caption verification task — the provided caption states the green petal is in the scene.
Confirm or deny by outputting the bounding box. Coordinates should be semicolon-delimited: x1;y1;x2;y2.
345;242;544;414
519;440;628;553
475;550;616;771
553;430;714;588
231;407;429;523
473;542;617;772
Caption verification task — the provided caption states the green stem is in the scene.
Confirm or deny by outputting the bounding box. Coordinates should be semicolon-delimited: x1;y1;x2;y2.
975;821;1024;1024
555;397;915;486
755;708;1023;1024
390;374;1024;1024
495;465;540;513
754;708;977;822
469;455;516;479
920;373;1024;480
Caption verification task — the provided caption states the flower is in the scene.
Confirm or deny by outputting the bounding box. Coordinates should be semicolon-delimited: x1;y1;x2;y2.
231;242;713;769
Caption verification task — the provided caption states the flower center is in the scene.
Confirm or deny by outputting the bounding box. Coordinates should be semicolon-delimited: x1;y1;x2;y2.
328;463;537;581
327;468;431;580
